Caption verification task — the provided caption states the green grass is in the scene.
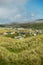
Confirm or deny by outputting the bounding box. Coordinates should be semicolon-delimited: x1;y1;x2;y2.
0;34;43;65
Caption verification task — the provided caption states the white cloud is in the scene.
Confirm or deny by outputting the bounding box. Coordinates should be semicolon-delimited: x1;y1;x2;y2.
0;0;27;5
0;0;30;23
31;13;35;17
0;7;18;19
15;14;21;19
0;8;9;19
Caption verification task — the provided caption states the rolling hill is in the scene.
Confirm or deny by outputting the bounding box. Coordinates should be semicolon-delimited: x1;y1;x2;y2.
0;19;43;29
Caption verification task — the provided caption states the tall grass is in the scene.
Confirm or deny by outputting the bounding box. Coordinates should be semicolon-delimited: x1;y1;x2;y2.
0;34;43;65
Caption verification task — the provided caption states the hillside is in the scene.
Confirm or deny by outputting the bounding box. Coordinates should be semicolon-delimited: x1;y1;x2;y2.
0;19;43;29
0;34;43;65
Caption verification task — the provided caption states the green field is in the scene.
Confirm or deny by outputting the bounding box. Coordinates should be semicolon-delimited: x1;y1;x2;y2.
0;31;43;65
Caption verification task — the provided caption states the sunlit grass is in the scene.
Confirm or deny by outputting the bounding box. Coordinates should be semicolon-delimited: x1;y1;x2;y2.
0;34;43;65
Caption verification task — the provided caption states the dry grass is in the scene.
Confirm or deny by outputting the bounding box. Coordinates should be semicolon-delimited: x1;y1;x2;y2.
0;33;43;65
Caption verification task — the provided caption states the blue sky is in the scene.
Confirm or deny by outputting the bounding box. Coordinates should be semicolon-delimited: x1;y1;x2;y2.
0;0;43;24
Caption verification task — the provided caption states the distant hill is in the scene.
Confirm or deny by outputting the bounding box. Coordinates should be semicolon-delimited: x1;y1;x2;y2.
19;19;43;29
0;19;43;29
33;19;43;23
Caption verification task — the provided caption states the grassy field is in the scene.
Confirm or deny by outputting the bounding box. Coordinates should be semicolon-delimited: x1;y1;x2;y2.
0;32;43;65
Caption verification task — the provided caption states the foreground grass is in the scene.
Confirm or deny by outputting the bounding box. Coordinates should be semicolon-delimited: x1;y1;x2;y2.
0;34;43;65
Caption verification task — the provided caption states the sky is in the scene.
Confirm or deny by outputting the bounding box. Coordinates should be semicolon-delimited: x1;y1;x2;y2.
0;0;43;24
